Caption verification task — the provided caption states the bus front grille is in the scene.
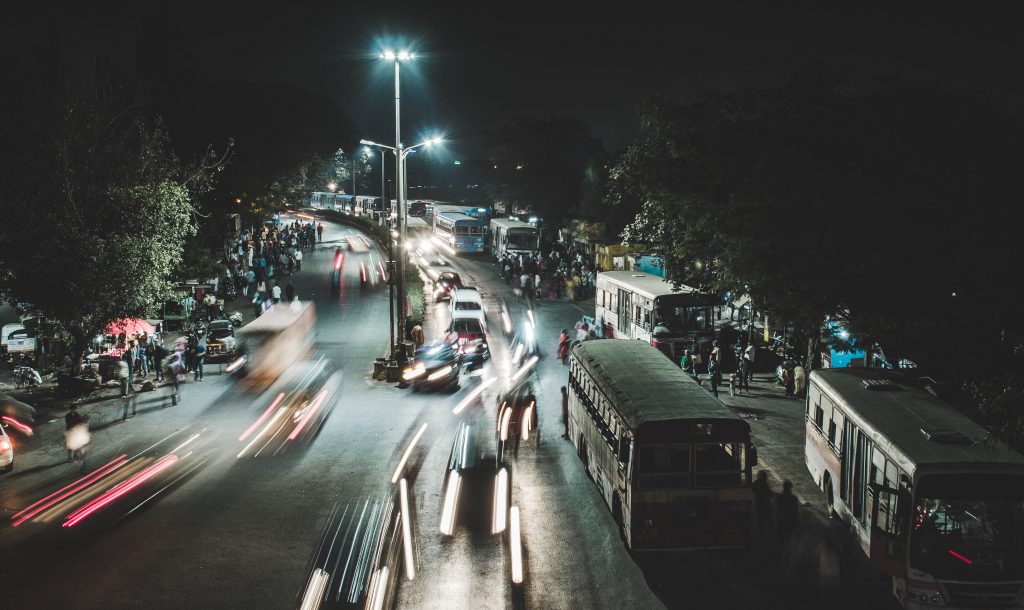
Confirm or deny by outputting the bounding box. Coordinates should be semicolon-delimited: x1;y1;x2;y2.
940;581;1022;606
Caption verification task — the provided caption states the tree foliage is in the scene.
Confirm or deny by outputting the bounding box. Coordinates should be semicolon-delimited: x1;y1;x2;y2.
611;77;1024;377
484;117;605;225
0;97;221;347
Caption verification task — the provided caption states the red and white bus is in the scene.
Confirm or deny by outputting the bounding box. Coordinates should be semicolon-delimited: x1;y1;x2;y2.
805;368;1024;609
568;340;754;549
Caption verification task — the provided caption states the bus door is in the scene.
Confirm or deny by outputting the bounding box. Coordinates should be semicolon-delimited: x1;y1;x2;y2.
618;290;632;338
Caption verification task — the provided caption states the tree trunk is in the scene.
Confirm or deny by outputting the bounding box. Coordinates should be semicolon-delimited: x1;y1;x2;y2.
805;332;820;371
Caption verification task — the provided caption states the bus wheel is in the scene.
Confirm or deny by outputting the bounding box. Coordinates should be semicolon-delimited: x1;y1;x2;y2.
824;476;836;519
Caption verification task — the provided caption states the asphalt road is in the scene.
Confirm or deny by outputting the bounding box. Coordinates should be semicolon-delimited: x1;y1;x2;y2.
0;215;898;610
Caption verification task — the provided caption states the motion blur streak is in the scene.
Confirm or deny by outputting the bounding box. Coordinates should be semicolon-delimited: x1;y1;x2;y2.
400;478;415;580
367;566;389;610
63;454;179;527
360;262;367;283
512;344;524;366
287;390;328;441
492;468;508;534
522;404;534;441
11;454;129;527
2;415;32;435
511;355;540;383
298;568;329;610
225;356;246;373
526;309;535;327
239;392;286;441
427;365;453;381
451;376;497;415
439;471;461;536
236;406;287;458
430;235;456;256
334;253;344;270
499;406;512;442
510;506;524;584
170;432;202;454
392;423;428;484
378;259;388;282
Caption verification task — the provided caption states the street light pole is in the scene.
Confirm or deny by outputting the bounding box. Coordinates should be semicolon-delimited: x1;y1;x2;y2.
392;58;407;359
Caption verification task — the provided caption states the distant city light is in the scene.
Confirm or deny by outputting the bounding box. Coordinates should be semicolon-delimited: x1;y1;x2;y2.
453;160;461;165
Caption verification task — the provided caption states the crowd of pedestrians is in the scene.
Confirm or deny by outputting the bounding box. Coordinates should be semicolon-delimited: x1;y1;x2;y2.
225;219;321;316
496;241;596;303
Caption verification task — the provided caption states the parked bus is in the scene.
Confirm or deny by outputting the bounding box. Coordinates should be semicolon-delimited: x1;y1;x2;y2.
596;270;716;362
353;195;384;220
804;368;1024;609
490;218;540;258
432;212;487;254
568;340;755;549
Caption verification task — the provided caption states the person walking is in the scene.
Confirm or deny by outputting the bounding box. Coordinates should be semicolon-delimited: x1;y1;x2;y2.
776;480;799;547
561;386;569;438
294;248;302;271
121;385;138;421
708;356;721;398
743;342;756;382
153;341;167;382
272;283;282;304
317;222;324;242
163;352;182;406
284;282;296;302
193;340;206;381
558;329;570;365
737;357;750;394
752;470;774;536
116;357;131;398
65;404;88;462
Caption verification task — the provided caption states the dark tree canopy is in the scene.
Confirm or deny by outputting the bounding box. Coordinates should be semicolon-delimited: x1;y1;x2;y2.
612;77;1024;378
484;117;605;225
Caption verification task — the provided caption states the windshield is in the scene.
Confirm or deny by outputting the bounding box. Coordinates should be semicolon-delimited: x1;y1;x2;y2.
910;474;1024;580
209;328;233;339
653;295;712;335
507;229;539;251
455;301;481;311
695;442;746;487
638;443;690;489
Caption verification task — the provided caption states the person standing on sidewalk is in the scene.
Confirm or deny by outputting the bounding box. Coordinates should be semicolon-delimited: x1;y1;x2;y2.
193;340;206;381
561;386;569;438
272;282;282;303
164;352;182;406
752;470;774;536
153;341;167;382
317;222;324;242
707;356;721;398
743;342;756;382
776;480;799;547
294;248;302;271
737;357;750;394
117;357;131;397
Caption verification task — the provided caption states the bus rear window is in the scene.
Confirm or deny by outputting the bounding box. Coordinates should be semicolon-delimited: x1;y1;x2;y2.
638;444;690;489
695;442;745;487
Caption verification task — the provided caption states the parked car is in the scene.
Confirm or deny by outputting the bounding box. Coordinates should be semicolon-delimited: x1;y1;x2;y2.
403;342;462;393
206;319;236;363
1;421;14;473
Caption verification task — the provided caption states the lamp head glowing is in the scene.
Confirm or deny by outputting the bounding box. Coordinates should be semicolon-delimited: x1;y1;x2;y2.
397;51;411;61
381;50;396;61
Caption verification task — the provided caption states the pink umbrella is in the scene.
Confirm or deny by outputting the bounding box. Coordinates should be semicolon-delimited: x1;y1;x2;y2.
105;318;156;336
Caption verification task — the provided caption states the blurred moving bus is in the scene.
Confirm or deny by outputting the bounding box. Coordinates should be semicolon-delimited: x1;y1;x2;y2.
234;300;315;390
805;368;1024;609
568;340;754;549
596;270;716;362
433;212;487;254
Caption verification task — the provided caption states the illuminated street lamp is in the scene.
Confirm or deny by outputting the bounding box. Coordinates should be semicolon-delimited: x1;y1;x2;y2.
360;136;444;356
327;181;337;192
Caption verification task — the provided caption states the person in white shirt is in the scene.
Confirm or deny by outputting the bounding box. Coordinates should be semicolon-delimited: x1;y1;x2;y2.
272;284;282;303
294;248;303;271
743;343;756;382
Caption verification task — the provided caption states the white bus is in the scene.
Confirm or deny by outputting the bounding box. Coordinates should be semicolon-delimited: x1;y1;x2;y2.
568;340;754;550
804;368;1024;609
595;270;716;362
490;218;540;258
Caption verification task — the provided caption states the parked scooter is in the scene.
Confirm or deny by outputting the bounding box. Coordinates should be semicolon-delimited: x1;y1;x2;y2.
13;365;42;389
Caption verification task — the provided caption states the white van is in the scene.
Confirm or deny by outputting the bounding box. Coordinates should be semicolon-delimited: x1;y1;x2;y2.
1;324;28;356
449;288;486;326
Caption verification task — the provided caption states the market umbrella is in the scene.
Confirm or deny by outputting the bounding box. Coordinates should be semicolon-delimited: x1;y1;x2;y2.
105;318;156;336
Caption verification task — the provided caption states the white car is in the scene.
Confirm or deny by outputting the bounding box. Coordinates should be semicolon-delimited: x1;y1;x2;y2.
1;422;13;473
449;288;486;326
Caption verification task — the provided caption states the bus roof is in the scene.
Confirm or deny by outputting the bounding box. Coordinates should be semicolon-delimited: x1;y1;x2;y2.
598;270;702;300
572;340;742;430
490;218;537;231
436;212;486;224
811;368;1024;473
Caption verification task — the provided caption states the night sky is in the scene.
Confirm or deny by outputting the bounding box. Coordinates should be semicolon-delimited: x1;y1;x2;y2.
13;2;1024;154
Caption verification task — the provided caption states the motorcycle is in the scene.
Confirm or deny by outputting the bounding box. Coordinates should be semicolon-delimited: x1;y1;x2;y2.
13;365;42;389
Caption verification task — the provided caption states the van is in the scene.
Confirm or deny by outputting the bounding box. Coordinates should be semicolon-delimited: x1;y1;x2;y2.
450;288;485;326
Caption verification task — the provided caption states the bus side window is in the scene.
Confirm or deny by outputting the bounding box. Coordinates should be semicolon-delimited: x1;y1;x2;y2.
813;395;825;430
827;403;841;449
618;436;632;470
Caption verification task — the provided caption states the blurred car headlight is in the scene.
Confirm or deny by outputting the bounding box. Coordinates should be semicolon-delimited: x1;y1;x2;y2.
403;363;426;380
427;365;453;381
